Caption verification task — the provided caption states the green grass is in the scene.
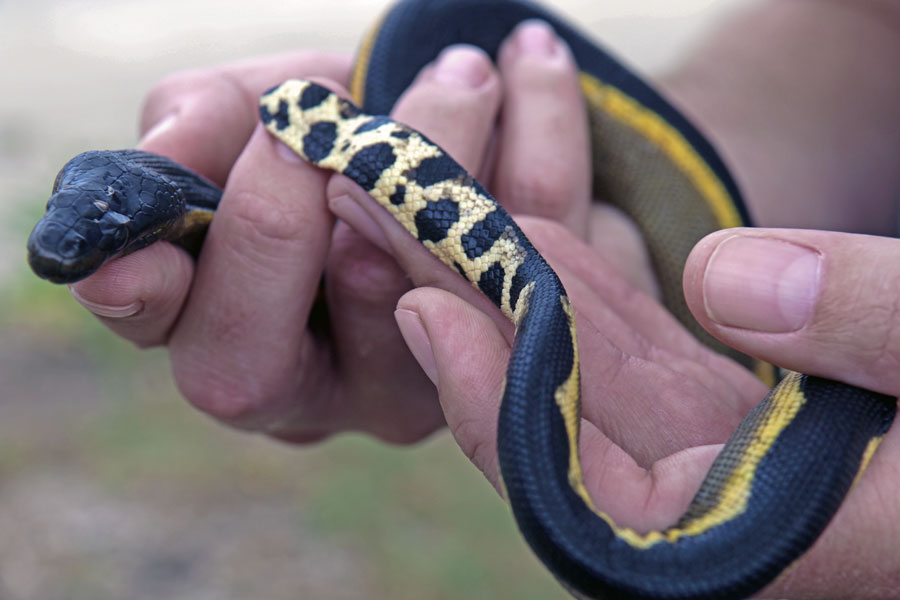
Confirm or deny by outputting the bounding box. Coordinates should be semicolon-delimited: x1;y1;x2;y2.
0;217;566;598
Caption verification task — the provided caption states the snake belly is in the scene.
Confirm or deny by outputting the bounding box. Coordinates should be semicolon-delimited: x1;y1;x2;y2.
25;0;898;598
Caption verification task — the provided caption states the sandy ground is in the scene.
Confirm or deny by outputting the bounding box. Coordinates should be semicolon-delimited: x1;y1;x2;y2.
0;1;760;599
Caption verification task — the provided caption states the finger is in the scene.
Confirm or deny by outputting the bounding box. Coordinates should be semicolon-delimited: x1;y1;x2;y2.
390;44;501;173
323;45;507;420
140;52;351;185
71;54;351;346
492;20;592;237
587;203;660;299
69;242;193;347
684;228;900;396
326;45;504;322
167;124;334;431
327;174;514;341
323;221;446;443
397;285;728;521
395;286;510;489
518;216;762;464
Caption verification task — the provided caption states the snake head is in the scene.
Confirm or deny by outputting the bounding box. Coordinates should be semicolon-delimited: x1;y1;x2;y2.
27;150;186;284
28;186;133;283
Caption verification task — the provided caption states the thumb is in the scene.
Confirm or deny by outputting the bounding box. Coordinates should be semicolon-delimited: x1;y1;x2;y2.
684;228;900;397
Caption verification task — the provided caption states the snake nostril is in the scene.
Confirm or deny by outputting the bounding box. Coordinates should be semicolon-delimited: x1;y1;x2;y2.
58;234;88;258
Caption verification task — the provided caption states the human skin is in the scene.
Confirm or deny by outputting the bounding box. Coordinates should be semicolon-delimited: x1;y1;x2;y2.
66;1;900;597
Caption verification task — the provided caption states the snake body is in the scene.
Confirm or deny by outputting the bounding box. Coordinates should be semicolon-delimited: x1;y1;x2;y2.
26;1;898;598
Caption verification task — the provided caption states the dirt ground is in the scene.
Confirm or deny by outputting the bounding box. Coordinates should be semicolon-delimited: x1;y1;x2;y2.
0;1;757;599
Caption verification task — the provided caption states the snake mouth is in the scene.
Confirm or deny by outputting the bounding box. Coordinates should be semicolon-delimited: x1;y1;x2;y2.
26;222;106;284
26;245;102;284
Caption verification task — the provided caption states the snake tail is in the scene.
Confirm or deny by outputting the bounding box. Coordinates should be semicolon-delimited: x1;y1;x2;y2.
261;79;897;600
27;150;219;283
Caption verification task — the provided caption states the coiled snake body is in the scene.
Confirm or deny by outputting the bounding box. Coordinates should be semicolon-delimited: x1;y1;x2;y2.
26;1;898;598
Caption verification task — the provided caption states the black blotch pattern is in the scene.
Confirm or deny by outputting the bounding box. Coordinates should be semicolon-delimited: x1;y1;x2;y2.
298;84;331;110
389;184;406;206
343;142;396;191
391;130;411;140
340;141;350;152
407;154;464;188
461;209;507;259
339;101;361;119
414;198;459;243
478;261;506;308
354;116;392;134
259;99;290;130
302;121;338;163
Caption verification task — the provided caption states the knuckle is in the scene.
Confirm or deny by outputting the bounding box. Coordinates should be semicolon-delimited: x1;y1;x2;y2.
813;271;900;382
227;189;318;248
861;293;900;378
175;368;265;422
172;358;286;425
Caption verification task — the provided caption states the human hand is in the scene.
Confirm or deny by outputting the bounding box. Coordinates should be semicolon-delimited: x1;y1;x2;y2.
66;22;655;444
330;27;900;600
67;48;446;443
369;221;900;596
682;228;900;597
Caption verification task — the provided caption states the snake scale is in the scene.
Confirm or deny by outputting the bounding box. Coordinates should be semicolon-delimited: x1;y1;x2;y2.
26;1;898;598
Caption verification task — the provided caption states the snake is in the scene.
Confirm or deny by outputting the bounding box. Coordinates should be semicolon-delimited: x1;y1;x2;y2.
26;0;898;598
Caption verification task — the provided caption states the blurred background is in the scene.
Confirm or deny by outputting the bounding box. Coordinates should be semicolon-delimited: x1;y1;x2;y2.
1;1;757;598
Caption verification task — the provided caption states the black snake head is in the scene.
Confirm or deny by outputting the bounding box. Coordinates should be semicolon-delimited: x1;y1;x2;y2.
27;150;187;284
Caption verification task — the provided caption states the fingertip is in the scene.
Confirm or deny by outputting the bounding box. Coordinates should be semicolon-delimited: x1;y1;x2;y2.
397;287;509;395
427;44;495;89
498;19;572;68
391;45;500;174
685;229;900;396
683;229;738;328
70;243;194;346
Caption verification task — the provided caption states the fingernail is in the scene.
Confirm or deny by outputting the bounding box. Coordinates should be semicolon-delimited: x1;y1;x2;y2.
328;194;392;254
515;20;558;56
139;112;177;146
432;45;491;88
70;286;143;318
703;236;821;332
395;308;438;386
